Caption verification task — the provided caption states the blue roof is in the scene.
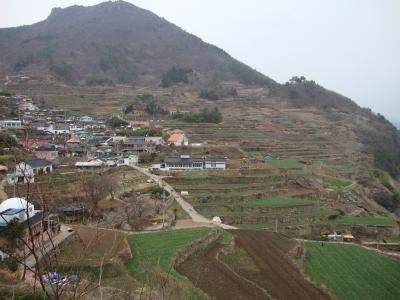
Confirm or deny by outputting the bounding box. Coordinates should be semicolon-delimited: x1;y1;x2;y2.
1;208;24;215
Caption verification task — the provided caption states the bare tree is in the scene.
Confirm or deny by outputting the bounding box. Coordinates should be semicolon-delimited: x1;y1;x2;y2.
101;175;121;202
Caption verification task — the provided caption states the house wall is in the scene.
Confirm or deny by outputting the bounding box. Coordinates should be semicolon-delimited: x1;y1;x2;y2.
0;120;22;128
15;163;35;183
173;135;189;146
205;161;226;170
35;151;58;161
166;162;203;170
32;165;53;176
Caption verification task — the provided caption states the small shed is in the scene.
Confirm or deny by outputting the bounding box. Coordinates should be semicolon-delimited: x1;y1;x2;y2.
57;204;86;223
212;216;222;224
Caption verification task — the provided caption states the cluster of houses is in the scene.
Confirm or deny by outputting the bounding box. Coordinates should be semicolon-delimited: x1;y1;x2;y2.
1;94;204;182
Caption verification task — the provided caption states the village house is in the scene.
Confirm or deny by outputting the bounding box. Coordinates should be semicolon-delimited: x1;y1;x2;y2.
79;115;93;122
21;159;53;176
0;197;60;261
18;102;37;111
30;121;50;131
128;120;150;127
57;204;86;223
48;123;70;135
167;132;189;147
151;155;228;172
75;159;106;171
18;139;49;149
122;136;156;153
144;136;164;145
0;119;22;129
66;136;82;145
116;155;138;166
8;159;54;184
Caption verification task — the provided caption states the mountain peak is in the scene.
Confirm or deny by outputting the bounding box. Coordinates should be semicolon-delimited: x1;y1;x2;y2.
0;1;273;87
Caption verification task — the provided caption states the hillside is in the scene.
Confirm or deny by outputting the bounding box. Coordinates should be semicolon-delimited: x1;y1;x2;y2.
1;0;400;215
0;1;273;86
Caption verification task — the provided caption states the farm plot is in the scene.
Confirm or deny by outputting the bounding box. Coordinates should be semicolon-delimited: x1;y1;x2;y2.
217;230;331;300
167;169;336;227
126;227;212;280
53;226;139;294
176;242;268;300
126;227;214;299
305;242;400;300
193;197;314;208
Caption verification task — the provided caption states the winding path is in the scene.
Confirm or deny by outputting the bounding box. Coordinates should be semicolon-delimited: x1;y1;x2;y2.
130;165;236;230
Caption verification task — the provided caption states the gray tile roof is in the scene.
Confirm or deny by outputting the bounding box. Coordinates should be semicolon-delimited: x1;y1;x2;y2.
26;159;53;168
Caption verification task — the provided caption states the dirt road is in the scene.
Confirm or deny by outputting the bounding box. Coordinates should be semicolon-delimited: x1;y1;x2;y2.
130;165;236;229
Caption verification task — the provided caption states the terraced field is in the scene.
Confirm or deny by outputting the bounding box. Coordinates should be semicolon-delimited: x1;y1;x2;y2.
305;242;400;300
166;162;341;228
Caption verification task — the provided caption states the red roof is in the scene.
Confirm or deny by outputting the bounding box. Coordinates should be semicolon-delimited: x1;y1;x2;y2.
67;137;81;144
18;140;49;148
168;133;183;142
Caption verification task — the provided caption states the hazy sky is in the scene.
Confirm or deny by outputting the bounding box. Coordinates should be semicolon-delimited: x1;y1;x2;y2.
1;0;399;120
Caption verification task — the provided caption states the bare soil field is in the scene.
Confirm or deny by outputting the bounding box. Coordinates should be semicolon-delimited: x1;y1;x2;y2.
57;226;131;266
228;230;331;300
176;242;268;300
177;230;331;300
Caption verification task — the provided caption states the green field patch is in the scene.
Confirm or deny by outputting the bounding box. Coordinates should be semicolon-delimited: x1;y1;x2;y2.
233;223;274;230
305;242;400;300
328;179;352;191
266;159;304;168
286;169;307;175
326;216;396;226
242;172;281;177
189;188;272;198
172;182;268;191
327;164;356;173
193;197;314;208
126;227;211;280
201;209;338;218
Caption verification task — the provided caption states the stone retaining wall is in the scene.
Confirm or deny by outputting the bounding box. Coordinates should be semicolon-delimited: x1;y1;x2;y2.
277;223;400;239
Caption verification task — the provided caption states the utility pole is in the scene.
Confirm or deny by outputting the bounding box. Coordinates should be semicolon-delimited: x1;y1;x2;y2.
275;219;278;233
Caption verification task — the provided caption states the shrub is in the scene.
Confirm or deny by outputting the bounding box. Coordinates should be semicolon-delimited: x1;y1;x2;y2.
13;55;34;71
132;127;161;137
200;86;237;100
106;117;128;128
161;67;192;87
86;77;113;86
145;100;168;116
50;62;74;81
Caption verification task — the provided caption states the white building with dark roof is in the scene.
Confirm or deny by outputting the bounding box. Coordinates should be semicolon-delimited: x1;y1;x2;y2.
151;155;228;171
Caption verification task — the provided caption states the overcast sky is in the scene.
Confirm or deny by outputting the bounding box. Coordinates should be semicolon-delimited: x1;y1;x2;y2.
1;0;399;120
